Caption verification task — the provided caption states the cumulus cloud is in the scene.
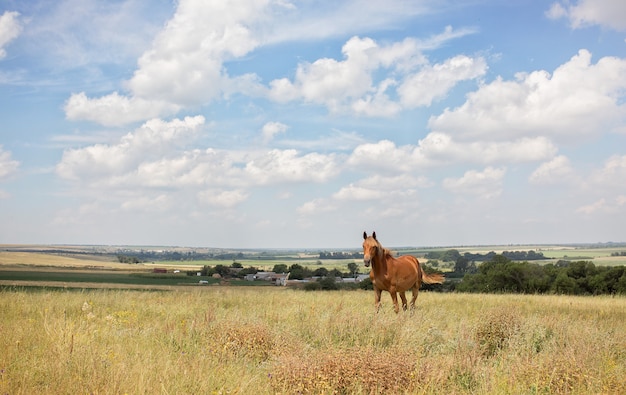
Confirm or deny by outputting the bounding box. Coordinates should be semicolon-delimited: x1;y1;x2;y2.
198;189;249;208
0;11;22;59
0;145;19;179
261;121;288;144
296;198;337;215
443;167;506;198
589;154;626;186
529;155;577;185
429;50;626;142
398;55;487;108
347;133;556;172
547;0;626;31
268;33;485;116
244;149;339;185
56;116;206;182
574;196;626;215
64;92;181;126
333;174;428;201
64;0;267;124
56;115;338;192
573;156;626;216
63;1;480;125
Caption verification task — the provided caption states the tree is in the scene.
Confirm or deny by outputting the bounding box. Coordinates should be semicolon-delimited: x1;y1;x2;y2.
288;264;309;280
272;264;288;273
313;267;329;277
347;262;359;276
318;276;339;290
214;264;231;278
454;256;469;274
442;249;461;262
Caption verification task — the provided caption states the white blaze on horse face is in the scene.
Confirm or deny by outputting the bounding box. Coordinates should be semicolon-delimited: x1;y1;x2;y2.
363;242;373;267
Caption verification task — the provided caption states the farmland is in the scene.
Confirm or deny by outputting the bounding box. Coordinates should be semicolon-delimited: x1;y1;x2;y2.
1;244;625;393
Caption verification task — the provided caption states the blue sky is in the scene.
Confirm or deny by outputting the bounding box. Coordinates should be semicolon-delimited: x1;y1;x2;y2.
1;0;625;249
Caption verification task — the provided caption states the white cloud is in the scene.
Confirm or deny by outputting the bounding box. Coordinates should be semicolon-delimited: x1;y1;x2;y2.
0;11;22;59
443;167;506;198
296;198;337;215
0;145;19;179
529;155;577;185
56;116;206;181
333;174;426;202
547;0;626;31
62;2;480;125
347;139;426;172
244;149;339;185
268;34;485;116
56;115;338;192
429;50;626;142
261;121;288;144
570;156;626;216
64;92;181;126
64;0;267;124
398;55;487;108
197;189;249;208
347;133;556;172
121;194;171;212
589;154;626;186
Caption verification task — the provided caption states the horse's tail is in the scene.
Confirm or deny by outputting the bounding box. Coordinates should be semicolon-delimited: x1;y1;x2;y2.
419;261;444;285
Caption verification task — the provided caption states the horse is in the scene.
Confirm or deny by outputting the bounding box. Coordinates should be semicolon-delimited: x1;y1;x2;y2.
362;231;444;313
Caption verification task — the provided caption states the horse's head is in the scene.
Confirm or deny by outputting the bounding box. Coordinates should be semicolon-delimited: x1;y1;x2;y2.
362;231;381;267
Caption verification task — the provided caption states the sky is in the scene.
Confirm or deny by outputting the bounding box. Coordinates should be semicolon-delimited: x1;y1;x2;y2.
0;0;625;249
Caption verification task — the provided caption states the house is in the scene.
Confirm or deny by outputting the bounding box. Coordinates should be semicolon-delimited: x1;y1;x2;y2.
247;271;290;286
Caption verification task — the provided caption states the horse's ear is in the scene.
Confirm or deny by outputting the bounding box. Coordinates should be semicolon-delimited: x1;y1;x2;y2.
372;231;377;240
363;231;367;240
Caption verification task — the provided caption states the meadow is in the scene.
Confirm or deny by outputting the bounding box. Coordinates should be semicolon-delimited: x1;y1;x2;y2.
1;287;625;394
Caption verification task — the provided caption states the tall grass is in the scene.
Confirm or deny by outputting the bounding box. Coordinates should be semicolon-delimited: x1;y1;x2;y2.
1;287;624;394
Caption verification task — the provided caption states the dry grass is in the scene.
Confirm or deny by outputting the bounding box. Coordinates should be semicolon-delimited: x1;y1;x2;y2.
0;251;128;269
1;288;625;394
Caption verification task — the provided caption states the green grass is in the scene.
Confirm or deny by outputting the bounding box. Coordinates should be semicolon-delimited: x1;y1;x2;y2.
0;269;207;286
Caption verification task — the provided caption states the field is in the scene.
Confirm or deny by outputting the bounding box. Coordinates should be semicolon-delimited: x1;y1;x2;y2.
1;246;625;393
1;287;625;394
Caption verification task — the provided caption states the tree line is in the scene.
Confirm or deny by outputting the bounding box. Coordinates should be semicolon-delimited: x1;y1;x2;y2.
318;251;362;259
425;249;546;262
454;255;626;295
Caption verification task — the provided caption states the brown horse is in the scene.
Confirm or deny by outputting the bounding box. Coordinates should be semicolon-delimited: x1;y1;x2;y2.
362;231;444;313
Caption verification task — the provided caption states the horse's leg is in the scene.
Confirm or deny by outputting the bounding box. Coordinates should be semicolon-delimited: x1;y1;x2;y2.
409;284;419;315
389;287;400;314
399;291;408;311
374;287;382;313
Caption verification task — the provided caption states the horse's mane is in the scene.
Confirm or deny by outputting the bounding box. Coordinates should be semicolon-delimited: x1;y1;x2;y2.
381;247;394;258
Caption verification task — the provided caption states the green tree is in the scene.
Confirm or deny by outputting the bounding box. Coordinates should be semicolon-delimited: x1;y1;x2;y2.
214;264;231;278
272;264;288;273
313;267;329;277
288;264;310;280
318;276;339;290
442;249;461;262
347;262;359;276
553;272;578;294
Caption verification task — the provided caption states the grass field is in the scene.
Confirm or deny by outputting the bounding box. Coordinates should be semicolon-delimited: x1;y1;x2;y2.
1;246;625;393
1;286;625;394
